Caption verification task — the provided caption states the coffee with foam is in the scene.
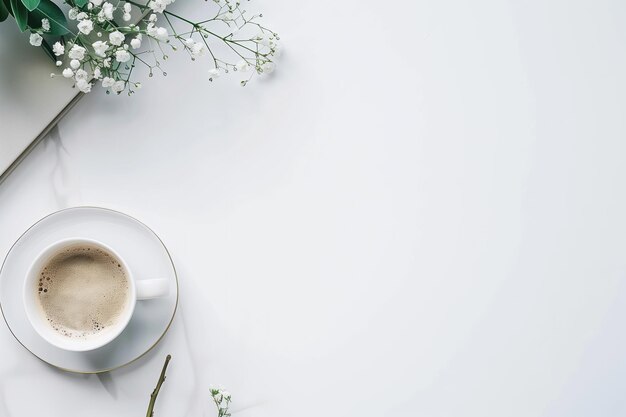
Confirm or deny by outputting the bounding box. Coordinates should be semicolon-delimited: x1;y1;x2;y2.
35;245;130;339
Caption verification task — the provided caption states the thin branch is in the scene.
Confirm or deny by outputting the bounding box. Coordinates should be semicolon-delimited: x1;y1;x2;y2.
146;354;172;417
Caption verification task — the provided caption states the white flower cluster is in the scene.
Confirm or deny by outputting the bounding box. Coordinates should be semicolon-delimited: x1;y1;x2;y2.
28;18;50;47
31;0;278;95
44;0;173;94
148;0;175;14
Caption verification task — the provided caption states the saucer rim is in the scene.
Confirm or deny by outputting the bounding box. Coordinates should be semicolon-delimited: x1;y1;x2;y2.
0;206;179;374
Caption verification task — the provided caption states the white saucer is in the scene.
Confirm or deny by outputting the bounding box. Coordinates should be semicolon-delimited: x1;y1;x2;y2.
0;207;178;373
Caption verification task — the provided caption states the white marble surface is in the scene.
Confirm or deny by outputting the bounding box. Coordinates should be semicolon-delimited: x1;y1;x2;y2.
2;0;626;416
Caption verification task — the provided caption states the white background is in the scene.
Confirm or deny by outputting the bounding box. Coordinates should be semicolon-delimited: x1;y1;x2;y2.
2;0;626;416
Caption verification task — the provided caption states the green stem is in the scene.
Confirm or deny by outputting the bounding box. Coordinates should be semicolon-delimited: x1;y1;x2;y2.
146;354;172;417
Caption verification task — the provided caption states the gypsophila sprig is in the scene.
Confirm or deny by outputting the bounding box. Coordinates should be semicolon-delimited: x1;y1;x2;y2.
210;387;232;417
5;0;279;95
143;357;237;417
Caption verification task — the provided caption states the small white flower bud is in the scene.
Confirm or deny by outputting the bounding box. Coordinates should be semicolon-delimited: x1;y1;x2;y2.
208;68;220;79
235;60;249;72
261;61;275;74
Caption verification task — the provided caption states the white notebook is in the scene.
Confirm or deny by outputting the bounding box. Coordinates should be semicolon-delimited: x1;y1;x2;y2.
0;21;81;184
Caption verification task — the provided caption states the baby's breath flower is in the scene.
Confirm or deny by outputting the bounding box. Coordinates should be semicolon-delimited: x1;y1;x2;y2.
77;19;94;35
76;78;92;93
101;77;115;88
52;41;65;56
148;0;168;13
43;0;278;94
208;68;220;79
68;44;86;60
115;49;131;63
146;23;157;37
74;69;88;81
92;40;109;57
111;80;125;94
41;18;50;32
130;37;142;49
109;31;125;46
235;60;249;72
191;42;205;57
29;33;43;47
102;2;114;19
155;27;168;41
261;61;275;73
123;0;132;19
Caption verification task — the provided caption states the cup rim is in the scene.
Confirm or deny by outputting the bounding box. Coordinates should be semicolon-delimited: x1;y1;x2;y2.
23;237;136;352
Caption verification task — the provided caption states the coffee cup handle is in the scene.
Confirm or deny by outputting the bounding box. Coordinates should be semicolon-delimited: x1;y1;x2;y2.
136;279;170;300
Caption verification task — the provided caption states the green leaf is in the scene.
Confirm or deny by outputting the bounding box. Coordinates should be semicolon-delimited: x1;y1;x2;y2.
0;0;9;22
1;0;11;15
74;0;87;7
9;0;28;31
20;0;39;12
28;0;68;35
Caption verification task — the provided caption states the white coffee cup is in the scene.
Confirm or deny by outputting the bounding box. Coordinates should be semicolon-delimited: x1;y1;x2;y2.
23;238;169;352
